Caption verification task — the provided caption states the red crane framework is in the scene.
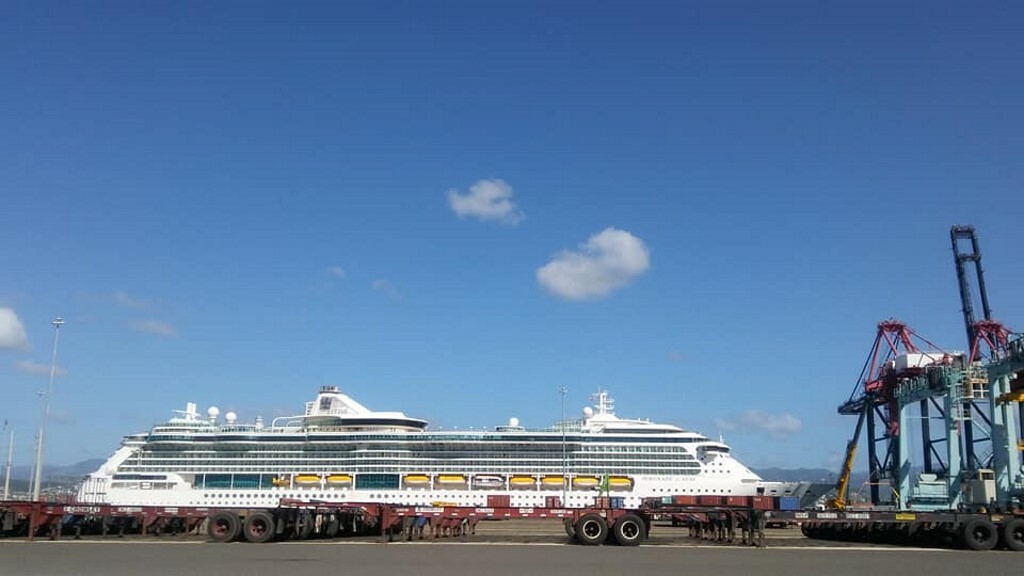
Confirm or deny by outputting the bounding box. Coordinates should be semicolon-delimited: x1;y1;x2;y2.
837;320;953;506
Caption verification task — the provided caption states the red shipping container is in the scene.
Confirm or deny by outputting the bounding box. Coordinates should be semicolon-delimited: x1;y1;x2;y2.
545;496;562;508
752;495;775;510
486;495;511;508
672;495;698;505
726;496;750;507
594;496;611;508
697;495;724;506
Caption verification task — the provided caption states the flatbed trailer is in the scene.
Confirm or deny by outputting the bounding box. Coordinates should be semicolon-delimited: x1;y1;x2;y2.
3;497;1022;550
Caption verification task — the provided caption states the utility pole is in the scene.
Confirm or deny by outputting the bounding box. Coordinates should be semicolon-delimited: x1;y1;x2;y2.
2;422;12;500
31;316;63;502
559;386;568;507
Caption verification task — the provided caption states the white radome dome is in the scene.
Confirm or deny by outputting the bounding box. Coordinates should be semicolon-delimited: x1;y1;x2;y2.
583;406;594;418
207;406;220;419
225;411;237;424
509;417;519;427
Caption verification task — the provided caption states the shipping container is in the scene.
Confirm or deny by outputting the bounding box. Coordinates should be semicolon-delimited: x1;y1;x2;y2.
779;496;800;511
672;495;698;505
726;496;750;507
486;495;511;507
545;496;563;508
752;496;775;510
697;495;724;506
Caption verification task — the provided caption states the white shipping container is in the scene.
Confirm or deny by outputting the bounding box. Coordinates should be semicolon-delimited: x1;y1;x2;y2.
894;352;944;372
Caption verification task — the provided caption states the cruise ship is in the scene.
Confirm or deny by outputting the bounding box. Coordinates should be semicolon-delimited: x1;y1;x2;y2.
77;386;796;509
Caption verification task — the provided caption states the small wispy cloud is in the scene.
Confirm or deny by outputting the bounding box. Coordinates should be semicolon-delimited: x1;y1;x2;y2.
327;266;346;279
113;291;152;310
536;227;650;301
133;320;178;337
447;179;525;225
0;307;30;351
371;279;401;300
16;359;67;377
714;410;802;439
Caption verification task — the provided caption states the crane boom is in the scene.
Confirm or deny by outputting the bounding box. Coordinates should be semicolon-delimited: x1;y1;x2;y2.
828;404;869;510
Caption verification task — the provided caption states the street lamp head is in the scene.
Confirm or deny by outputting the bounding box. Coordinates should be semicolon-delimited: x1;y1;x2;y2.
52;317;64;327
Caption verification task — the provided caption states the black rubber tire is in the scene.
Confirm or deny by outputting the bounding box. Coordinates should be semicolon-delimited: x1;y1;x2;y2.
575;513;608;546
208;511;241;543
563;518;577;540
325;517;340;538
961;518;998;551
295;514;315;540
242;511;276;543
612;513;646;546
1001;518;1024;552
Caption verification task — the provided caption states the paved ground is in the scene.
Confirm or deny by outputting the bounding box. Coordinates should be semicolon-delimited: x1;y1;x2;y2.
0;539;1015;576
0;521;1016;576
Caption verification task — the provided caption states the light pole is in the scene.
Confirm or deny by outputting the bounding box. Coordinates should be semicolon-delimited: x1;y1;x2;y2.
31;316;63;502
559;386;568;507
2;422;12;500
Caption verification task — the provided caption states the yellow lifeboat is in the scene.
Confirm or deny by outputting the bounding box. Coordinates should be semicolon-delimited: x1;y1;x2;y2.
541;475;565;489
509;475;536;489
607;476;634;491
572;476;600;489
294;474;321;485
271;475;291;486
403;474;430;486
435;474;468;485
326;474;353;486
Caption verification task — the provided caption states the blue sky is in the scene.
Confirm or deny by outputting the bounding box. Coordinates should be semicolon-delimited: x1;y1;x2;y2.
1;1;1022;475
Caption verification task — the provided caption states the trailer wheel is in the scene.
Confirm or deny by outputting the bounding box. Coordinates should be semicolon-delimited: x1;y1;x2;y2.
575;514;608;546
1002;518;1024;552
325;516;340;538
612;513;646;546
960;518;998;551
563;518;577;540
208;511;240;543
242;511;276;543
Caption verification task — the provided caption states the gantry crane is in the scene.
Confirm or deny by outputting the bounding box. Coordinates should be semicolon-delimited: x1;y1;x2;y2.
836;320;951;506
951;225;1022;504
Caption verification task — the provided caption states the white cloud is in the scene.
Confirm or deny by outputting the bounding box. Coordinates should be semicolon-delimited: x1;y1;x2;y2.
0;307;30;350
371;279;401;300
134;320;178;337
447;179;525;225
714;410;802;439
327;266;346;279
113;291;151;310
536;227;650;301
16;359;67;377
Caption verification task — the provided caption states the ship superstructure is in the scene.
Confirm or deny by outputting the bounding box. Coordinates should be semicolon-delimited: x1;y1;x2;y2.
78;387;793;508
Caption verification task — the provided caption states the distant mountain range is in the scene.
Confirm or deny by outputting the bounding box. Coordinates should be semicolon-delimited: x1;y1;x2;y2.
7;459;105;482
752;467;836;483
